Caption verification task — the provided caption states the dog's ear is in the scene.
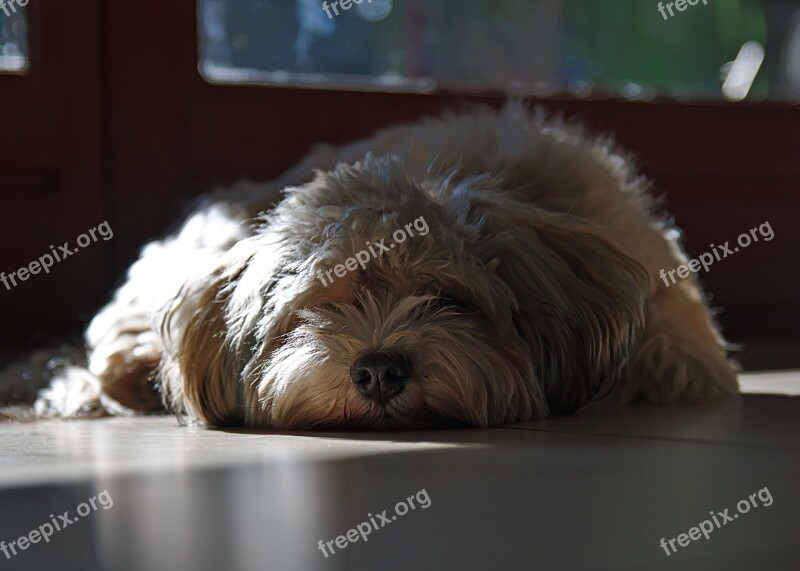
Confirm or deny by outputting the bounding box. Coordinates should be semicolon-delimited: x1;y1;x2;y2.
162;236;346;427
160;262;248;427
486;206;650;414
179;274;242;425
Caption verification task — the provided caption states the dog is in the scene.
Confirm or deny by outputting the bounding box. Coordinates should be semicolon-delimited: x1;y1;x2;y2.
2;103;739;429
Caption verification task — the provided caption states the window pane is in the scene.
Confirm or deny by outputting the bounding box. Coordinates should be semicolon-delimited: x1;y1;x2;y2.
198;0;800;102
0;0;28;72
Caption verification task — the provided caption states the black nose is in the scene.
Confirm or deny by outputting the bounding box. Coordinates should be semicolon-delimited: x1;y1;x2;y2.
351;351;412;403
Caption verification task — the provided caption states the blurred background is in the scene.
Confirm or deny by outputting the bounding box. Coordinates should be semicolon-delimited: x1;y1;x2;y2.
194;0;800;101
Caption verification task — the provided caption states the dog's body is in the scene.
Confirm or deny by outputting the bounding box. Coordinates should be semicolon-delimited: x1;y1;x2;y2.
12;104;739;428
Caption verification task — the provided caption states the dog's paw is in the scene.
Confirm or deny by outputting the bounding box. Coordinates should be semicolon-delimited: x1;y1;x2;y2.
33;365;108;419
612;331;740;405
88;331;163;413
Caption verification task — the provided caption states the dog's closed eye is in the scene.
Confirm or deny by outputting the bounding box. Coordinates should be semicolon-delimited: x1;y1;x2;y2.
426;294;468;313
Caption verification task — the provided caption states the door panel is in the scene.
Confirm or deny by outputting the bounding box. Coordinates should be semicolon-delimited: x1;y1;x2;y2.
0;1;105;348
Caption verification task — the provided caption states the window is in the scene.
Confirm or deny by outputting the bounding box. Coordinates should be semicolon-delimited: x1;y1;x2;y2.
198;0;800;102
0;0;28;72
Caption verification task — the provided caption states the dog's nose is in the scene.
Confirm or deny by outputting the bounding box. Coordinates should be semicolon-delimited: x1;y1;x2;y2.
351;351;412;402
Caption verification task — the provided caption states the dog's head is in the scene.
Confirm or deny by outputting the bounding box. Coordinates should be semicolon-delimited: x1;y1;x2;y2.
164;154;649;429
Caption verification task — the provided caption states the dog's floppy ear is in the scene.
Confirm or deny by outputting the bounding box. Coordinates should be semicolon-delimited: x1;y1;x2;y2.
160;232;334;427
177;274;242;425
487;206;650;414
160;262;249;427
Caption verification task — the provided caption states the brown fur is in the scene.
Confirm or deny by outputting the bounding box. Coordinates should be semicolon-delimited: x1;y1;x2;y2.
5;104;739;428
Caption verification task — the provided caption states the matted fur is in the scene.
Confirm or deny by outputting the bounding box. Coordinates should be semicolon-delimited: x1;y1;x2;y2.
3;103;739;429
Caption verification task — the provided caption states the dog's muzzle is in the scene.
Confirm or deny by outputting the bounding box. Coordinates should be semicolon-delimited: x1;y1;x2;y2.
350;351;412;403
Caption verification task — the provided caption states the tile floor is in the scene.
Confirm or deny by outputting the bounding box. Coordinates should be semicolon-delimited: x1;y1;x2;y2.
0;371;798;571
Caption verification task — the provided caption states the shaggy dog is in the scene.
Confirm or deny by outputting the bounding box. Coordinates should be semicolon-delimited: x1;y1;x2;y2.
4;104;739;428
